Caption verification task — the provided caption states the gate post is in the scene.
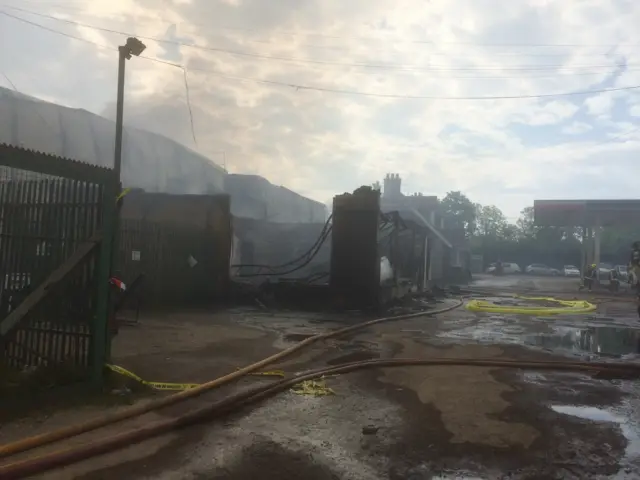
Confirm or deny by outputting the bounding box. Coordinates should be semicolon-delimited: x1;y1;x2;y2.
91;179;118;386
329;187;381;310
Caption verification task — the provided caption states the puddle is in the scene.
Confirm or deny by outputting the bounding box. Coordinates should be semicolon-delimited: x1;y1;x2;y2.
440;315;640;357
551;405;640;458
525;325;640;357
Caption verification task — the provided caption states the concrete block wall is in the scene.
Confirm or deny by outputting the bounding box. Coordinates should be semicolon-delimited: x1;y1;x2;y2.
330;189;381;309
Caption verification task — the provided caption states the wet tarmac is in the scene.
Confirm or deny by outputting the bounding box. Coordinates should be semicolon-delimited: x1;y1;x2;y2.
438;313;640;358
4;276;640;479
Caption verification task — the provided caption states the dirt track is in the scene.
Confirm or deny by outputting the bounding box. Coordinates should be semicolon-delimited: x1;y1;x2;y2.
1;275;640;479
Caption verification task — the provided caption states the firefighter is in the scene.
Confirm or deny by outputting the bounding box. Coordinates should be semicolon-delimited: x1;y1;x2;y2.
582;264;597;292
609;267;620;293
629;242;640;318
630;242;640;278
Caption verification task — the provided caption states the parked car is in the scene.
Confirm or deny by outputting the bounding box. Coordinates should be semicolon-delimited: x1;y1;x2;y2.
486;262;521;274
562;265;580;277
525;264;560;276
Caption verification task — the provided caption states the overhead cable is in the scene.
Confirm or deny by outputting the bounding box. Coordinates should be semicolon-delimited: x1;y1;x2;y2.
3;11;640;101
4;7;639;72
4;2;640;48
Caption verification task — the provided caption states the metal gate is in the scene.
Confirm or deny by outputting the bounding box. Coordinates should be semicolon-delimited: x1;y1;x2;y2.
0;144;116;372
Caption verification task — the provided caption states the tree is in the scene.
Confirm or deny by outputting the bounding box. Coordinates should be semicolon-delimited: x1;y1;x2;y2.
516;206;570;244
516;206;537;239
475;204;508;238
502;223;519;242
440;191;477;237
601;226;640;259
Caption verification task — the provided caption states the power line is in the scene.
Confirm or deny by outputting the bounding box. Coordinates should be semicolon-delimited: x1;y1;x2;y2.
593;126;640;146
7;5;639;76
0;11;200;145
1;71;18;90
1;70;59;136
3;10;640;101
0;9;114;49
3;6;637;73
6;7;636;80
168;66;640;100
2;3;633;59
182;68;197;148
4;1;640;48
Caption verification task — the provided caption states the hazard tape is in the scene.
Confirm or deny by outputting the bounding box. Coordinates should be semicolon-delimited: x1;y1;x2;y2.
291;378;335;396
115;188;132;203
106;364;287;391
105;364;199;391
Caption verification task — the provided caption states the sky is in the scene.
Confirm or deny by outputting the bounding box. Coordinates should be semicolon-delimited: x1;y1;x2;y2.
0;0;639;221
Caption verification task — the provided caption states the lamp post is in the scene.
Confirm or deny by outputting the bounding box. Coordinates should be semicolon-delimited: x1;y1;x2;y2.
113;37;146;181
93;37;146;386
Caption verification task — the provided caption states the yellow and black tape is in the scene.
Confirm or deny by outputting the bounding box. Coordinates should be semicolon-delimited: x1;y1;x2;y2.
105;364;199;391
291;378;335;397
115;188;132;204
106;364;287;391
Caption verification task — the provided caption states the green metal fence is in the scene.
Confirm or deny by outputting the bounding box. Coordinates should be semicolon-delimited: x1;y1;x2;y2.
0;144;116;376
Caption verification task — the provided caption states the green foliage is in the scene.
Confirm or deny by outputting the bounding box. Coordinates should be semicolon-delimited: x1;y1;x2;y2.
440;191;477;237
442;194;635;267
475;204;508;238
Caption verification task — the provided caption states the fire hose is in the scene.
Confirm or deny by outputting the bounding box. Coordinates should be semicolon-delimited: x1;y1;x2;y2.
2;356;640;479
0;299;465;460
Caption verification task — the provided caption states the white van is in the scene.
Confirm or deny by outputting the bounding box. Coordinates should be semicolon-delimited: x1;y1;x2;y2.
486;262;522;274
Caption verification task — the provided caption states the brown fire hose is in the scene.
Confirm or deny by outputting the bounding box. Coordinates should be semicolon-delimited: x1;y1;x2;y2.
2;356;639;479
0;299;465;459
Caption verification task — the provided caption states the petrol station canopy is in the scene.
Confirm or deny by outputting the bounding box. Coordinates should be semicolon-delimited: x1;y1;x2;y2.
534;199;640;227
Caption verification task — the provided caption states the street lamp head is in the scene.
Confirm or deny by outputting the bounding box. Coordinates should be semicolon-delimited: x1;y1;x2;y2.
122;37;146;59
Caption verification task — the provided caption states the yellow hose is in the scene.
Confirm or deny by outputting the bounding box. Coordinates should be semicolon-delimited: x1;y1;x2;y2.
466;296;597;315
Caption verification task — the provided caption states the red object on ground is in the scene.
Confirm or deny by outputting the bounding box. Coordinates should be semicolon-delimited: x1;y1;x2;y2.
109;277;126;292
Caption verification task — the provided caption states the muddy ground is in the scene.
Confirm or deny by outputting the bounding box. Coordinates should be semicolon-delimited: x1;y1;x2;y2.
1;274;640;479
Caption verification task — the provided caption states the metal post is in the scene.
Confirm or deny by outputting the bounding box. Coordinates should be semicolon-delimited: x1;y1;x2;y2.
91;46;126;386
594;219;602;280
90;39;144;386
92;180;117;386
113;47;127;182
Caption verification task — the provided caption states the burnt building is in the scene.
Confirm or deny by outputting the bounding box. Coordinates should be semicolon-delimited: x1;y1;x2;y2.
379;173;470;286
0;86;324;224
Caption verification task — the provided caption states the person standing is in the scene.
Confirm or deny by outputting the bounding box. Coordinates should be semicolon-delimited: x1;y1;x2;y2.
582;264;597;292
629;242;640;318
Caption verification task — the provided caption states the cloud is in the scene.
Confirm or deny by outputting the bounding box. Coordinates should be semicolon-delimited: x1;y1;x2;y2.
1;0;639;219
562;121;593;134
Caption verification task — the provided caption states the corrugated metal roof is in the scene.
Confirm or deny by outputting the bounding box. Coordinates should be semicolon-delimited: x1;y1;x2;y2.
0;86;225;194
